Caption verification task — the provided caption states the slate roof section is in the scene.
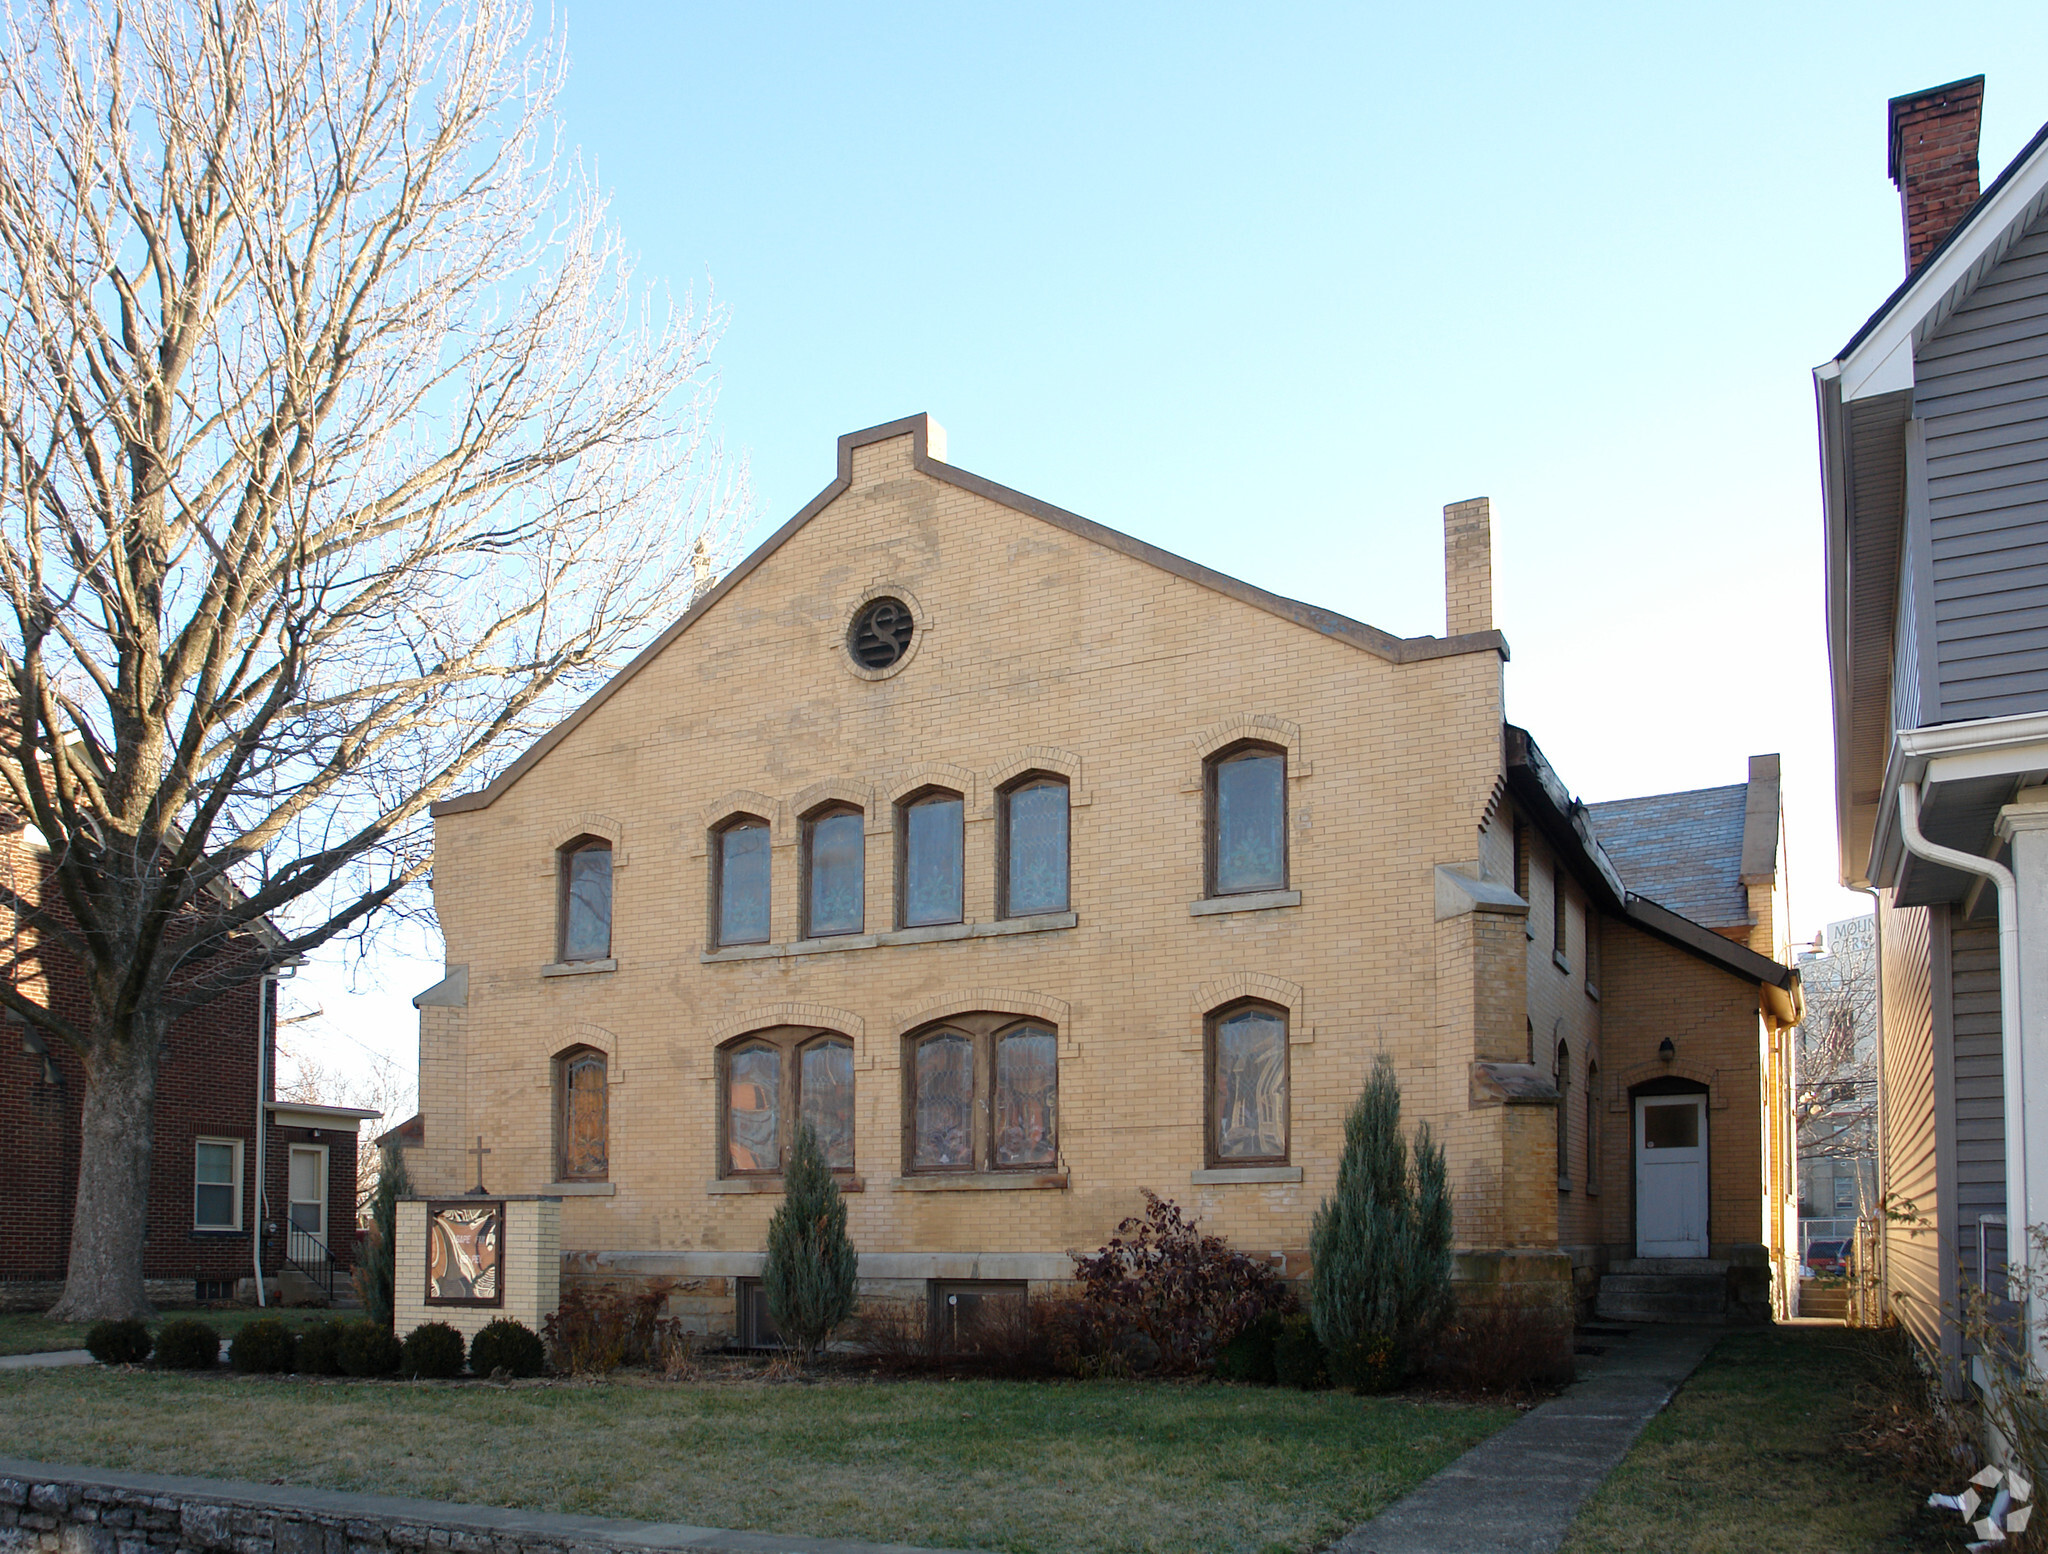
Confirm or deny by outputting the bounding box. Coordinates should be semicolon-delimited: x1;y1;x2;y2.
1586;785;1753;932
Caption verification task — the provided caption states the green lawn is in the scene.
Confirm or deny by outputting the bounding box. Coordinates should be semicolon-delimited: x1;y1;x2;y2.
1559;1327;1958;1553
0;1306;336;1357
0;1365;1512;1554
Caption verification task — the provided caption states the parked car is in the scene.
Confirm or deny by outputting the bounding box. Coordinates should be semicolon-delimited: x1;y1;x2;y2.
1803;1239;1851;1278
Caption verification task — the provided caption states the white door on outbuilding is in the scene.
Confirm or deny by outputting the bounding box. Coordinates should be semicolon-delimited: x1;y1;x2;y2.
1635;1094;1708;1258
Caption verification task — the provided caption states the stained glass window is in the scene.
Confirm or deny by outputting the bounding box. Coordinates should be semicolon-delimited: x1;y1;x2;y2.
560;1049;608;1180
902;793;964;927
719;821;770;945
728;1043;782;1172
560;840;612;961
806;808;864;937
1212;1004;1288;1161
994;1026;1058;1168
800;1038;856;1170
1004;779;1069;917
1212;748;1285;895
427;1202;502;1305
913;1033;974;1169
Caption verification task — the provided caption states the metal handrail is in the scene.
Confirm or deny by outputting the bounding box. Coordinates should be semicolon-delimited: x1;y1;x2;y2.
282;1222;339;1302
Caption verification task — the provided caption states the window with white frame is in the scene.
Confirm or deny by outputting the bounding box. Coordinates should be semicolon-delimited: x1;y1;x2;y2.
193;1137;243;1230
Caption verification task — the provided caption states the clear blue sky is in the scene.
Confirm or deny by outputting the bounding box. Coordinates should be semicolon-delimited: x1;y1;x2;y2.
298;1;2048;1090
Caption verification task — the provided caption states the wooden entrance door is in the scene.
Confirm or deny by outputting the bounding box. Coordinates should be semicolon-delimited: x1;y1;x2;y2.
1635;1095;1708;1258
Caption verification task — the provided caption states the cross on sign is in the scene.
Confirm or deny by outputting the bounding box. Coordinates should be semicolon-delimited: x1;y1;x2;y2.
468;1135;491;1195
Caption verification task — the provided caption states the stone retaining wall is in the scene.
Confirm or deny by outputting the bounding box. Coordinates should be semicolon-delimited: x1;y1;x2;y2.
0;1458;956;1554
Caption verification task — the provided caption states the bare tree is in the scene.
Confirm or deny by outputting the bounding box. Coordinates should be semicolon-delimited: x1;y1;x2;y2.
0;0;744;1318
1795;915;1878;1211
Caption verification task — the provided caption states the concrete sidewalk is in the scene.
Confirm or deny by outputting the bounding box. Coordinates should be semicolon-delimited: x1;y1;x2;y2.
1334;1325;1721;1554
0;1350;91;1371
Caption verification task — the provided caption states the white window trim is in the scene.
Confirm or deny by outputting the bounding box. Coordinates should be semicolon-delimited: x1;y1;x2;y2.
193;1136;244;1232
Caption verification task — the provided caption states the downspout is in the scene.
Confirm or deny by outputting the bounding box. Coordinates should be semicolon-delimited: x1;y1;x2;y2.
1897;784;2027;1303
1852;882;1884;1319
251;961;303;1307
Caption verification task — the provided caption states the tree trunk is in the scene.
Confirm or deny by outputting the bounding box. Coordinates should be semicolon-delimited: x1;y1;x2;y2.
47;1014;163;1322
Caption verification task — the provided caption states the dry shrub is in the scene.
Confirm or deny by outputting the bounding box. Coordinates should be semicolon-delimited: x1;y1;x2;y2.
543;1279;680;1375
1427;1289;1575;1396
657;1324;699;1381
849;1292;1120;1379
1847;1320;1977;1491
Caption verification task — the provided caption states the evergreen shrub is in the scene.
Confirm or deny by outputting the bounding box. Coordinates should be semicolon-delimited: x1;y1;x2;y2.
296;1319;344;1375
1272;1314;1327;1389
762;1122;858;1362
152;1318;221;1370
1309;1054;1452;1393
1213;1310;1282;1384
354;1143;412;1329
401;1321;467;1379
336;1319;402;1376
468;1318;545;1379
229;1317;298;1373
85;1318;152;1366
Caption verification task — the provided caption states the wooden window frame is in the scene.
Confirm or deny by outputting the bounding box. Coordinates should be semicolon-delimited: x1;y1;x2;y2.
710;813;773;948
192;1135;244;1231
716;1026;858;1181
894;786;965;931
1513;817;1534;940
801;803;866;939
901;1013;1060;1176
1204;741;1289;898
1585;1060;1601;1193
1584;910;1600;998
556;835;614;963
996;772;1070;919
1204;999;1290;1168
1551;864;1570;971
555;1045;609;1182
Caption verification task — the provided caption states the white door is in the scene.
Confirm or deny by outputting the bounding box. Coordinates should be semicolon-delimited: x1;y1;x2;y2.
288;1144;328;1249
1635;1095;1708;1258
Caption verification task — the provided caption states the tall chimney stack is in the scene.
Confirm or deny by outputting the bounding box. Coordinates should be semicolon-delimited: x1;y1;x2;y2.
1889;76;1984;274
1444;497;1492;638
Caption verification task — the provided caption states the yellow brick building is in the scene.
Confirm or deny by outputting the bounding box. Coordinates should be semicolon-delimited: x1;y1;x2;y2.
404;414;1800;1337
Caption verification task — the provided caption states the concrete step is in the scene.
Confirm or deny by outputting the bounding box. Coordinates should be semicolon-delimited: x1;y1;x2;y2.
1600;1274;1725;1295
1596;1289;1729;1322
1609;1258;1730;1277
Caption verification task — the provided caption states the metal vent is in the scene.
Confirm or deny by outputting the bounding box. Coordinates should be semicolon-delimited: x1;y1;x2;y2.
849;597;914;669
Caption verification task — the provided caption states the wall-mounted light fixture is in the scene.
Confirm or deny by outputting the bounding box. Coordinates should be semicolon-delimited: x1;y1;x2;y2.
1658;1036;1676;1063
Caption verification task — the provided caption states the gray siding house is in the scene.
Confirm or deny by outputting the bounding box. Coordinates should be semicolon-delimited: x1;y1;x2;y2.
1818;75;2048;1382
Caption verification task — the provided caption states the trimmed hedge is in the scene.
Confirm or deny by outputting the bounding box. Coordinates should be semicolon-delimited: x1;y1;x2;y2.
152;1318;222;1370
84;1319;152;1367
400;1321;467;1379
229;1317;298;1374
336;1319;402;1377
468;1318;545;1379
295;1319;344;1376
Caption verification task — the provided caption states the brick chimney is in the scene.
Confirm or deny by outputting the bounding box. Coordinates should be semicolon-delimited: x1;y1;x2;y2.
1889;76;1984;274
1444;497;1492;637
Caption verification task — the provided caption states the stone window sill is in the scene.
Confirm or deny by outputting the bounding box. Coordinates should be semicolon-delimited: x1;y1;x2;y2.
706;1175;865;1194
1586;1184;1602;1197
1188;890;1301;917
891;1172;1069;1192
1557;1177;1573;1193
1190;1165;1302;1185
702;912;1077;963
542;958;617;978
548;1180;616;1196
1552;951;1570;974
1586;983;1600;1002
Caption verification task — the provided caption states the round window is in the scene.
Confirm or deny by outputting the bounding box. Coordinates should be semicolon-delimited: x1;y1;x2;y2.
848;597;915;670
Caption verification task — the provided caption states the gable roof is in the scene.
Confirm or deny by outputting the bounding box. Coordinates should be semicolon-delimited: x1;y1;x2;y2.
1586;785;1751;932
434;414;1511;816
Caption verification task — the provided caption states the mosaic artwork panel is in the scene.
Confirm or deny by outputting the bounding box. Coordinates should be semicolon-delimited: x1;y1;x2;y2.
426;1201;503;1306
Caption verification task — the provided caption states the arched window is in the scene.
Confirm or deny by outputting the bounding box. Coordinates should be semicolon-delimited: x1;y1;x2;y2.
1207;744;1286;896
558;837;613;962
999;775;1069;918
714;816;771;946
1555;1041;1571;1192
718;1027;858;1178
1208;1001;1289;1165
898;789;964;928
557;1047;608;1181
905;1014;1060;1174
724;1041;783;1174
803;805;865;938
1585;1059;1601;1187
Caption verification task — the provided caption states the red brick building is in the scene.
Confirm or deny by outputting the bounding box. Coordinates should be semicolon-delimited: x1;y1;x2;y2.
0;815;374;1309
